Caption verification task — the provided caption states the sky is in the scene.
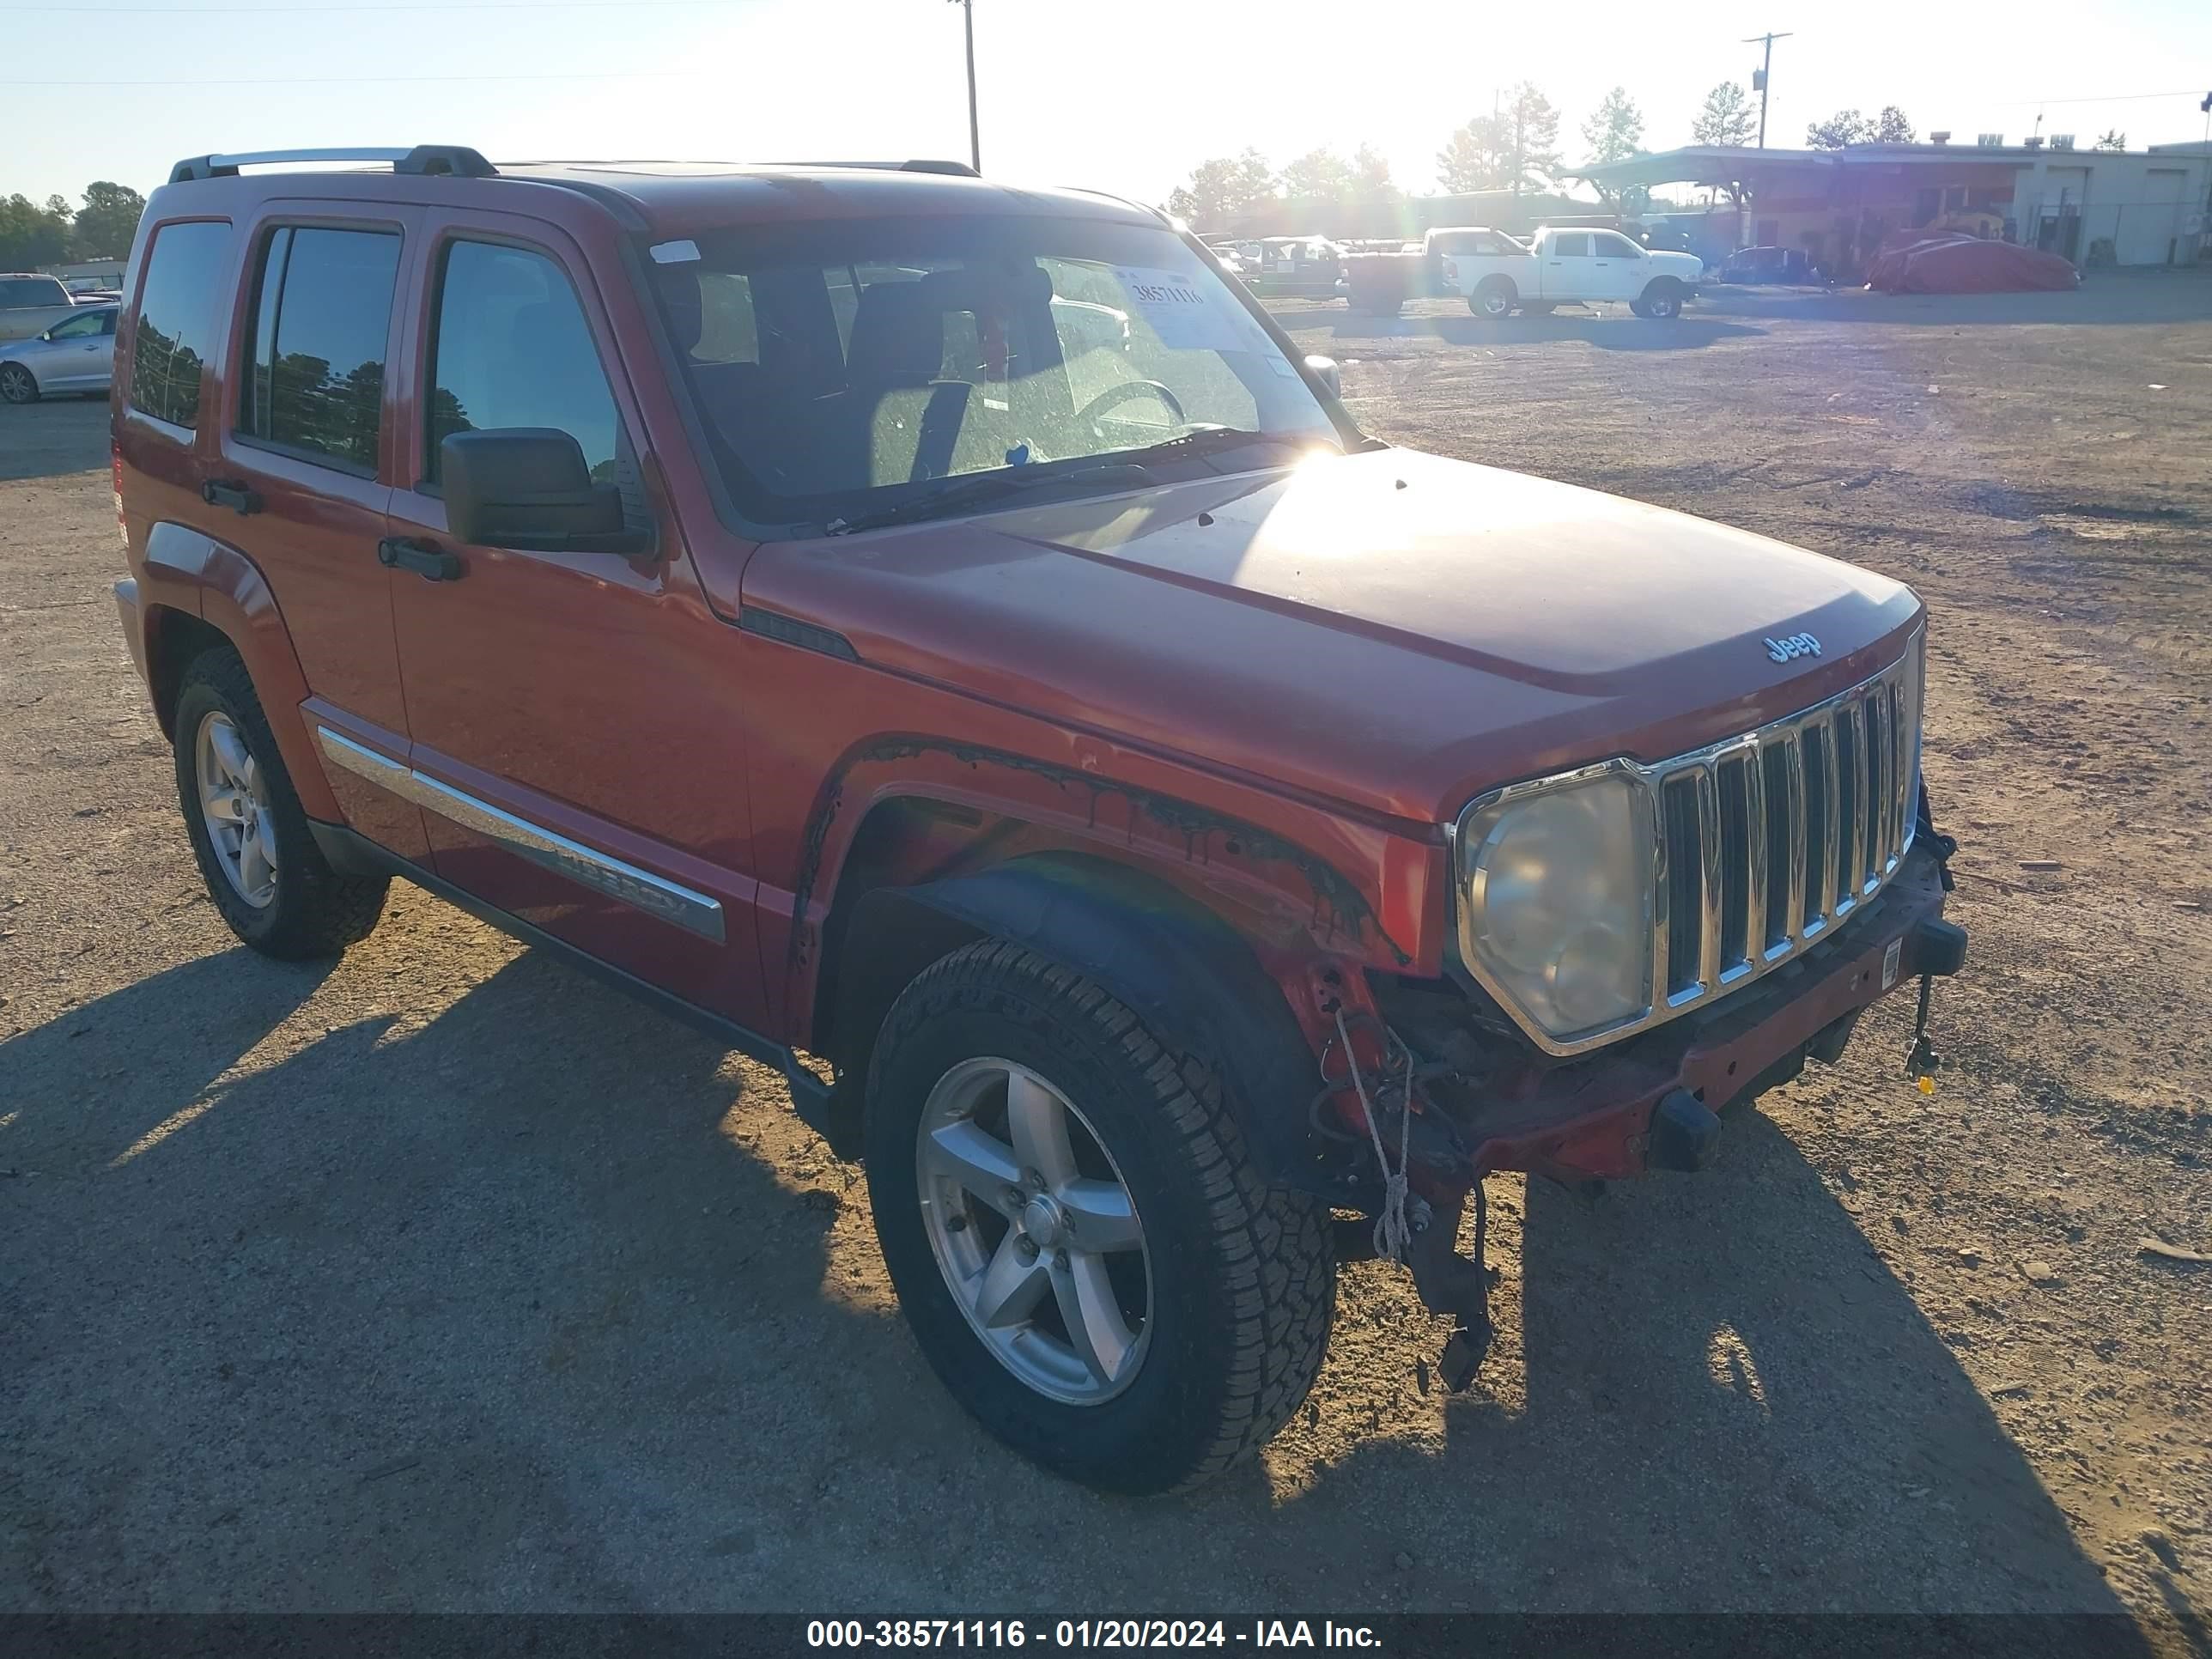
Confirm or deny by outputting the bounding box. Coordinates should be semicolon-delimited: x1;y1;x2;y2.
7;0;2211;211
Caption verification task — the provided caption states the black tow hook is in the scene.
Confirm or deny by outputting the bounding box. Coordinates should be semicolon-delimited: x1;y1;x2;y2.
1905;918;1968;1094
1404;1188;1495;1393
1649;1088;1722;1173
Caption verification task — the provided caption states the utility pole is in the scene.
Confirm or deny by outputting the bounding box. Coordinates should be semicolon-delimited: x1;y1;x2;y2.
949;0;981;173
1741;31;1793;149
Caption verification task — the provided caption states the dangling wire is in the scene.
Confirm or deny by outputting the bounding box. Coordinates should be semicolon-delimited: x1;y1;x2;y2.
1334;1006;1413;1261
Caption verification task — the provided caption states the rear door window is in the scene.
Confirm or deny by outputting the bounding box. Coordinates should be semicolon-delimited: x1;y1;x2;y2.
426;240;620;486
127;219;234;428
239;226;403;473
1550;234;1593;258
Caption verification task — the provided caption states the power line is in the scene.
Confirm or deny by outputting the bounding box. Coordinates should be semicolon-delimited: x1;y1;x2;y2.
1996;88;2208;106
0;0;737;10
2;68;705;84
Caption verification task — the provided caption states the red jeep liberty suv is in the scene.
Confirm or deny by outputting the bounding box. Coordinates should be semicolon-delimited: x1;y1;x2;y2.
110;145;1966;1494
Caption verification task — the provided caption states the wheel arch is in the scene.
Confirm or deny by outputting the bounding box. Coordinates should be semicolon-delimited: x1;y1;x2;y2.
135;522;338;818
819;843;1333;1189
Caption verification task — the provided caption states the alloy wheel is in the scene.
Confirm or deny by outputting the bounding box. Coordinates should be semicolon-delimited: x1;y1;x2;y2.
0;365;35;404
915;1056;1153;1405
194;710;277;908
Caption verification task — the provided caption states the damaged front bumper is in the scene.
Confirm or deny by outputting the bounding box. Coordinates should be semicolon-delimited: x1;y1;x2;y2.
1392;843;1966;1191
1352;842;1964;1392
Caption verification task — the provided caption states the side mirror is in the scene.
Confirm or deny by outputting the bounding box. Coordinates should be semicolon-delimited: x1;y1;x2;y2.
441;428;650;554
1304;355;1342;398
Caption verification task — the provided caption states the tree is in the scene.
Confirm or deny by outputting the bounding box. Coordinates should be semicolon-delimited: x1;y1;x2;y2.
0;192;73;269
1504;82;1563;194
2095;129;2127;150
1279;148;1356;203
1582;87;1645;165
71;181;145;260
1436;114;1513;192
1873;106;1915;143
1692;82;1756;148
1348;143;1397;203
1806;109;1873;149
1164;149;1276;229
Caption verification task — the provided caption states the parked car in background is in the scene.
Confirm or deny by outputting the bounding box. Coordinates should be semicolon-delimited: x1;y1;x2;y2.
1443;225;1704;318
0;302;117;402
111;143;1963;1498
1252;235;1342;295
1712;246;1820;285
0;272;83;342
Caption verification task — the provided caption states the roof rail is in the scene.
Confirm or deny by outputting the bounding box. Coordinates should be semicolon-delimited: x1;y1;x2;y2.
168;144;497;184
761;159;981;178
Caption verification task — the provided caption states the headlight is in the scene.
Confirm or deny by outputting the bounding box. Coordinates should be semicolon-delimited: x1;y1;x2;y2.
1459;769;1653;1043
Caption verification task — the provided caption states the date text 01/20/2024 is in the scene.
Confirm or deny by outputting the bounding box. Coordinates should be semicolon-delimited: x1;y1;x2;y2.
805;1620;1382;1649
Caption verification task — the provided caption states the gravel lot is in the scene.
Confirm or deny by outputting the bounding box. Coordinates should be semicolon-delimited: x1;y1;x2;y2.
3;275;2208;1646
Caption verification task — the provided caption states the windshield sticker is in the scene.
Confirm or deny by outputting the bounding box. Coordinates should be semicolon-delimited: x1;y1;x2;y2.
648;240;702;265
1110;266;1251;354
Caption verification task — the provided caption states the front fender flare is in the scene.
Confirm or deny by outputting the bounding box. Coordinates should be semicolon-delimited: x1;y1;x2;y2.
836;853;1333;1193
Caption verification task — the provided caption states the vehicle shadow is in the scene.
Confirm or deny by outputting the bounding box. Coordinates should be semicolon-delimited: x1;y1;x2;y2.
0;943;2181;1625
0;945;908;1610
1159;1109;2161;1632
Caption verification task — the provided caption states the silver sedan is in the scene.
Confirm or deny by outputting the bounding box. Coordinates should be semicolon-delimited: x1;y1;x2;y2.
0;305;118;403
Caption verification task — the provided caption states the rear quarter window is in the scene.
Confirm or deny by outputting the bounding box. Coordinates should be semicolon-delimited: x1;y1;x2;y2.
128;219;234;428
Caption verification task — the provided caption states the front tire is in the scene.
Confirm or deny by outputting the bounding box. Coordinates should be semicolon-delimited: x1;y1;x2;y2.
0;363;39;404
1639;278;1685;319
865;939;1335;1493
172;647;389;959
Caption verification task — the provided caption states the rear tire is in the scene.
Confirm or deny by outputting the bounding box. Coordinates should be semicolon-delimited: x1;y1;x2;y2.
171;647;389;959
1469;277;1516;319
865;939;1335;1494
0;363;38;404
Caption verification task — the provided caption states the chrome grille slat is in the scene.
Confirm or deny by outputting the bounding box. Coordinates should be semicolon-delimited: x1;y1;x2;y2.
1451;634;1925;1059
1693;763;1724;998
1741;749;1769;967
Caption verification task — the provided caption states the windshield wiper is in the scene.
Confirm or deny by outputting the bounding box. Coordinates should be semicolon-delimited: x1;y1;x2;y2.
1121;427;1323;465
824;461;1153;536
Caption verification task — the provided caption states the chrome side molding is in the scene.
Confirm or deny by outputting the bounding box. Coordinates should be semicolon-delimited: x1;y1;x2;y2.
314;726;726;944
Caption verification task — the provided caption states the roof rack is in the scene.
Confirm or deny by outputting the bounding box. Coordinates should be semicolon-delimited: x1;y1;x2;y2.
168;145;497;184
764;159;981;178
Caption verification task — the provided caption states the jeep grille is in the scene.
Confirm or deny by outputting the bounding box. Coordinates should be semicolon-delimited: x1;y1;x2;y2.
1654;634;1923;1011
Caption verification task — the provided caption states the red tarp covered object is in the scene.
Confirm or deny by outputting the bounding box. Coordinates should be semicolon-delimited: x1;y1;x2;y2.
1864;234;2080;295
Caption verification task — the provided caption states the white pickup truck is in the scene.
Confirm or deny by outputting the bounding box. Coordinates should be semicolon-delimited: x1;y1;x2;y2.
1441;226;1704;319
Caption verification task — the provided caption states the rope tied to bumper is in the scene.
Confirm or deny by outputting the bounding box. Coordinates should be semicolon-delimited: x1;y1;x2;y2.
1334;1006;1414;1261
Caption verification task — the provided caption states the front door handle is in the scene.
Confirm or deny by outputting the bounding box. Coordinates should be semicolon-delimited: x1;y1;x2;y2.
377;538;464;581
201;478;261;515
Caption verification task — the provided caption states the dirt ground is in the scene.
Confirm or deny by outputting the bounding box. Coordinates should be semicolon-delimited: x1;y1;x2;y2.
3;274;2207;1646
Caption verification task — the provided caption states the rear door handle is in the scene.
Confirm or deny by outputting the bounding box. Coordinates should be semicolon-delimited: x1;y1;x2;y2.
201;478;261;515
377;538;464;581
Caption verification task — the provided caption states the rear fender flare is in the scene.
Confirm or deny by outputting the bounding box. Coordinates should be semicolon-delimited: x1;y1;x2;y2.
139;521;336;818
837;852;1334;1191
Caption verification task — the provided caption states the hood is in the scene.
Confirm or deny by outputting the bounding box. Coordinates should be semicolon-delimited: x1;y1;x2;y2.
734;448;1923;827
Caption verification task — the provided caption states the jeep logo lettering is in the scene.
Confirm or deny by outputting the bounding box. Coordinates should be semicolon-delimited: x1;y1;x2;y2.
1765;632;1822;665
